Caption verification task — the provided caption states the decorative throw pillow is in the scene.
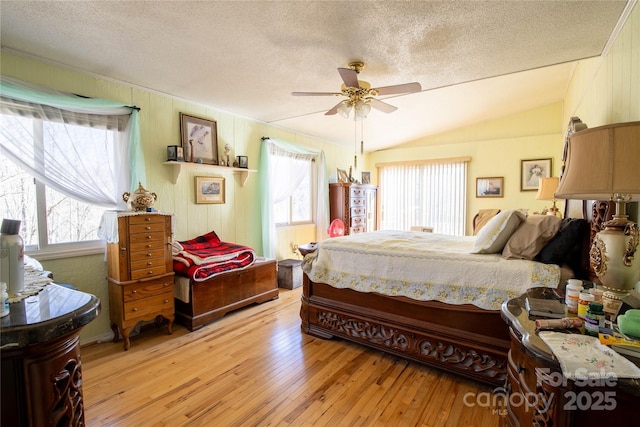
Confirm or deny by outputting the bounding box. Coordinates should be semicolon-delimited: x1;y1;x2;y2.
537;218;588;270
472;209;526;254
502;215;562;260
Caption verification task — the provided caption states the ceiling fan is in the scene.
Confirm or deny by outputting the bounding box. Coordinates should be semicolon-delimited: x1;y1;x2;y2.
292;61;422;120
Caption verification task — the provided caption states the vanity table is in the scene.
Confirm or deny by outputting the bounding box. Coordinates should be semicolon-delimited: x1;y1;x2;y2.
501;287;639;426
1;283;101;427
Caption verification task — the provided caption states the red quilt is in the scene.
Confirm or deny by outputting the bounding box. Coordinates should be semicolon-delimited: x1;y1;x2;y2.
172;231;256;282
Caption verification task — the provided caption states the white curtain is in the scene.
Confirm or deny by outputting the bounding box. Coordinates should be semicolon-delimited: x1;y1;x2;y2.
379;160;468;235
269;145;311;206
259;138;328;259
0;77;143;210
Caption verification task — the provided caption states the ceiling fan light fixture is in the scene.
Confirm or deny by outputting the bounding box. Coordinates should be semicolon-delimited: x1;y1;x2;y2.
354;99;371;119
337;100;352;119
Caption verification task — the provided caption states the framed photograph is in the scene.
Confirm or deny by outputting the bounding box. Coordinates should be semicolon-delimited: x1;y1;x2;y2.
167;145;178;161
195;176;225;204
476;177;504;198
237;156;248;169
180;113;218;165
521;158;552;191
337;168;348;183
361;171;371;184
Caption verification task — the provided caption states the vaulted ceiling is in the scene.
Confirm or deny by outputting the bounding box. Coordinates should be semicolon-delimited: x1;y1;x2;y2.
0;1;631;151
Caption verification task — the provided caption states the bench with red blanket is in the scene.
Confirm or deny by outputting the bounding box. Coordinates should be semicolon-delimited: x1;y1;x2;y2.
172;231;256;282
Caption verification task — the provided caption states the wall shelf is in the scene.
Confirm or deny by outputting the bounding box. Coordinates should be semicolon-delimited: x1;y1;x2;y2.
163;161;257;186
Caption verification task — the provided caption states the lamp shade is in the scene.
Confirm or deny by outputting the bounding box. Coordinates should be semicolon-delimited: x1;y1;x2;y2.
555;121;640;199
337;101;352;119
536;177;559;200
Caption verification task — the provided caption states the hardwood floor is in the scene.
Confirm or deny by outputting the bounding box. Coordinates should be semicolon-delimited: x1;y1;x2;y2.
81;287;504;426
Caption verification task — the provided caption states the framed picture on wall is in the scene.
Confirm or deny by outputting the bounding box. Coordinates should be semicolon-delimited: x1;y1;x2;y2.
195;176;225;204
337;168;348;183
361;171;371;184
180;113;218;165
476;177;504;198
521;158;552;191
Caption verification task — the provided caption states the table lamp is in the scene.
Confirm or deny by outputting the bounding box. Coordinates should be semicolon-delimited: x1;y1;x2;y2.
555;121;640;306
536;177;561;217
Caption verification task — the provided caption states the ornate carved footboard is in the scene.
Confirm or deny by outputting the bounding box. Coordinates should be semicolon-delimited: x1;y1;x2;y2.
300;276;509;387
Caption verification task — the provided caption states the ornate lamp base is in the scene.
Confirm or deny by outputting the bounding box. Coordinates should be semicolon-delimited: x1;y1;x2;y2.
602;289;626;321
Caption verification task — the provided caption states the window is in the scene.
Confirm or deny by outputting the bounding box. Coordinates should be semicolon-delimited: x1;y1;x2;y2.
261;137;327;259
0;151;104;250
379;159;468;235
273;155;314;225
0;109;122;255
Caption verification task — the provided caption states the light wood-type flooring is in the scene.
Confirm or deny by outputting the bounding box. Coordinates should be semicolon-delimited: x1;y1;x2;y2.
81;287;505;427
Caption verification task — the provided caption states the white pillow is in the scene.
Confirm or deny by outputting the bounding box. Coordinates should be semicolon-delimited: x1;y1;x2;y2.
472;209;526;254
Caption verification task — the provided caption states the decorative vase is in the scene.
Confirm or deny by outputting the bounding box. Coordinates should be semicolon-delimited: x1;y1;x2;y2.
122;182;158;211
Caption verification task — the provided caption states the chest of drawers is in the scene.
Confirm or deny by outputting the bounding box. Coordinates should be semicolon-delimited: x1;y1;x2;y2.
329;183;377;235
106;213;174;350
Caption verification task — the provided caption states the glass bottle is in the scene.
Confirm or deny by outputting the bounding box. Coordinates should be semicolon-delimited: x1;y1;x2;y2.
0;219;24;297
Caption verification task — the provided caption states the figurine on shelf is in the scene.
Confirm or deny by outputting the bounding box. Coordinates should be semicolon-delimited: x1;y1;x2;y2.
233;159;239;168
224;143;231;167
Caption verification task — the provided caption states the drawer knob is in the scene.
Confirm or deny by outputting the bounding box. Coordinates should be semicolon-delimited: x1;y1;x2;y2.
146;226;151;230
147;244;152;248
120;247;127;251
164;299;169;303
163;283;169;287
147;253;152;257
148;270;153;275
146;235;152;239
133;307;138;312
132;290;137;294
147;261;152;265
145;217;151;221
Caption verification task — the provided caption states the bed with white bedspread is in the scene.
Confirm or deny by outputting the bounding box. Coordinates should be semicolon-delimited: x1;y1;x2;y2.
303;230;560;310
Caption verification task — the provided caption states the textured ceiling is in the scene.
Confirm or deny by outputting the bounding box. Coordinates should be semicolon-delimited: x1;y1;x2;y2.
0;1;631;151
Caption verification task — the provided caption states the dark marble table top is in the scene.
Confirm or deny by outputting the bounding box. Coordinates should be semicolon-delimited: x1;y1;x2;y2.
0;283;101;349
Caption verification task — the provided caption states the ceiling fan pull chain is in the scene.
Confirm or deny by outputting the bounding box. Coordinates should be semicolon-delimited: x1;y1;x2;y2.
354;119;358;169
361;120;364;155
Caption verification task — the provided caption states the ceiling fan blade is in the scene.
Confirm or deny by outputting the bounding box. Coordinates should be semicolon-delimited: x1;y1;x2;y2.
292;91;341;96
337;67;359;88
372;82;422;96
325;101;343;115
369;98;398;114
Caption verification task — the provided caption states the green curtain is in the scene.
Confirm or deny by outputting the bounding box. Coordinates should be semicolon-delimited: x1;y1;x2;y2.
0;77;145;192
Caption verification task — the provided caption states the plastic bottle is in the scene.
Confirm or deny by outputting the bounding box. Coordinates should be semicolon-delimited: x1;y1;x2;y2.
578;292;594;319
565;280;583;314
585;302;605;336
0;219;24;297
590;288;604;303
1;282;9;317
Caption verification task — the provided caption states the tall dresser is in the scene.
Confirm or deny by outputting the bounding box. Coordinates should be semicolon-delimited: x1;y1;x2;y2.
104;212;174;350
329;183;378;235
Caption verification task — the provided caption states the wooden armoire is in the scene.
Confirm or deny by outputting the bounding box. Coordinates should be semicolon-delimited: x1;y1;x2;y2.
329;183;378;235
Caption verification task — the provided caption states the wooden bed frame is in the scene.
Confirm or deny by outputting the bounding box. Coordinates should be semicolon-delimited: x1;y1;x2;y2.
301;202;610;387
174;259;279;331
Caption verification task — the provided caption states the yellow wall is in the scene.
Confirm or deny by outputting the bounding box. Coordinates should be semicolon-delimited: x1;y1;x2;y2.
366;103;565;233
563;3;639;127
